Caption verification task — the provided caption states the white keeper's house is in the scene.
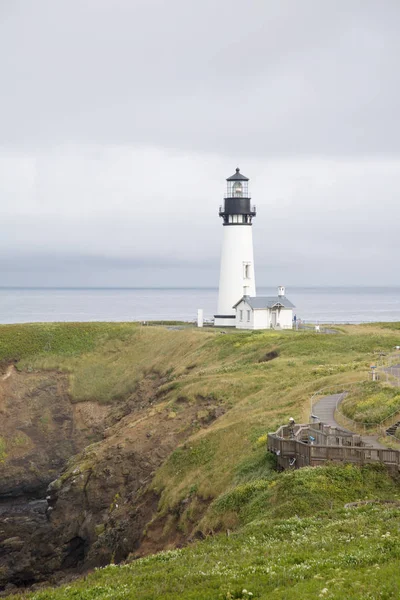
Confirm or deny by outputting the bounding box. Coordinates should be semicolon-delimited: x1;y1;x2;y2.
233;286;295;330
214;168;296;330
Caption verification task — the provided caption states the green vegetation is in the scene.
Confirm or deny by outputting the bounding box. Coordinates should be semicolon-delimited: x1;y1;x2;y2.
211;463;396;525
0;322;110;359
13;466;400;599
2;321;397;407
0;436;7;462
341;381;400;424
2;321;400;598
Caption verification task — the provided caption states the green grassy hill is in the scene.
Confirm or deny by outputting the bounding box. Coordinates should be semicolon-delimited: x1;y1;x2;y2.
341;381;400;424
15;476;400;599
1;321;400;598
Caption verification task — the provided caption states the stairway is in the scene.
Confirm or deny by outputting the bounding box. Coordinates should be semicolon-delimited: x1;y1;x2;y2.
386;421;400;437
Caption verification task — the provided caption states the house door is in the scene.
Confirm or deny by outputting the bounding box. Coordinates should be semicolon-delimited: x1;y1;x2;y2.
271;311;277;328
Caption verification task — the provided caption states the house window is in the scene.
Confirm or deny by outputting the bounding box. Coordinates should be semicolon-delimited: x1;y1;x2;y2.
239;310;243;321
247;310;251;322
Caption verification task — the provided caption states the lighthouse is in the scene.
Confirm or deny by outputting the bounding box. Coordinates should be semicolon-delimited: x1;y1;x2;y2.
214;168;256;327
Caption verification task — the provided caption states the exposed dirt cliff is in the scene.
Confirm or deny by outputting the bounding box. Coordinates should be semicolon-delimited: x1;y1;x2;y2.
0;365;224;592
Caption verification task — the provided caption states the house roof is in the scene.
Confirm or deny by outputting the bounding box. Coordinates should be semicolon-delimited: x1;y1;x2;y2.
233;295;296;310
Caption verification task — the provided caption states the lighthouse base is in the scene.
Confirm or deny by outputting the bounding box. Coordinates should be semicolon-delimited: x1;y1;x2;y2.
214;314;236;327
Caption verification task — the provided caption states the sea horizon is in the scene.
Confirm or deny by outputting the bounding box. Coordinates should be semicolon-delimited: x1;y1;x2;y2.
0;285;399;325
1;285;400;291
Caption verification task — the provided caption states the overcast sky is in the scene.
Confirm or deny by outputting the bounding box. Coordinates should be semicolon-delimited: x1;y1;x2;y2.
1;0;399;287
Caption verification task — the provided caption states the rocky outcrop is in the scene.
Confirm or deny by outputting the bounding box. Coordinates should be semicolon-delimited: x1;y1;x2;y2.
0;371;75;497
0;499;54;591
0;368;225;593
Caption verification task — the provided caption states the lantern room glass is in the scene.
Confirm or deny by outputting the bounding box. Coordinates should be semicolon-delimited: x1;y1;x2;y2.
225;180;249;198
233;181;242;197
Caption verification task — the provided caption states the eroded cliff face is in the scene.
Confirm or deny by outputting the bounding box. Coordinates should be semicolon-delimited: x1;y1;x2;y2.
0;366;224;593
0;365;109;591
1;368;77;497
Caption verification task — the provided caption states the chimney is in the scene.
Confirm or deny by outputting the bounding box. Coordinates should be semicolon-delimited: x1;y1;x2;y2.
278;286;285;297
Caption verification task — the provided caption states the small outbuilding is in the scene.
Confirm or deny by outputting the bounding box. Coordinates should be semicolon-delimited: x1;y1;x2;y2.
233;286;295;330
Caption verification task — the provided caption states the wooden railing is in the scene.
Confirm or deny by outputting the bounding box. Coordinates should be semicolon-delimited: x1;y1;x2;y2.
268;429;400;471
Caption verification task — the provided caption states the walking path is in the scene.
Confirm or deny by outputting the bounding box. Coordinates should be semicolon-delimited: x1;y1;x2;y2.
381;364;400;385
313;393;386;449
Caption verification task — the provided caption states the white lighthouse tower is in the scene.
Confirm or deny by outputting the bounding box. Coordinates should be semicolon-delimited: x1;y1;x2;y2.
214;168;256;327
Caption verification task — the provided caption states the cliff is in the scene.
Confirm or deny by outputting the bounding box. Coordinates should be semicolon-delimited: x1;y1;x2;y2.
0;321;399;595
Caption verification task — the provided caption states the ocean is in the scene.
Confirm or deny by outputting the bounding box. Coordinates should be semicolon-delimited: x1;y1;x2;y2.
0;286;399;325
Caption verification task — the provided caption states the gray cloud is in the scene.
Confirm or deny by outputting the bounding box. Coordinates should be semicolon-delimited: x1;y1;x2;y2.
1;0;399;155
0;1;399;287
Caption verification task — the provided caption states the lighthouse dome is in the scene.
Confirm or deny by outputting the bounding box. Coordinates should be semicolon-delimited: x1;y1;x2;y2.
226;168;249;182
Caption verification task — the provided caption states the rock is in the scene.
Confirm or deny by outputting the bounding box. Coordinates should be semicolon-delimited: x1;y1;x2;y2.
2;537;24;549
0;368;221;591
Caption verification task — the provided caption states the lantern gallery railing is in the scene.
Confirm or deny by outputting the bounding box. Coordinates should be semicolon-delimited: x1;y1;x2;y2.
267;422;400;472
219;205;256;215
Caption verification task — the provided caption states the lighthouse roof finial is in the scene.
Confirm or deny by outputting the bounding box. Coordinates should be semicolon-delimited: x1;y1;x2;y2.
226;167;249;182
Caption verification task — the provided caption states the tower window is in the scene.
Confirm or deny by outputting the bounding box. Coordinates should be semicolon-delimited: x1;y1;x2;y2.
243;262;251;279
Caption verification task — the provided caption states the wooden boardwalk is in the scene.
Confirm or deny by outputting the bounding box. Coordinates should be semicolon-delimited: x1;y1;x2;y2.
268;423;400;472
268;390;400;471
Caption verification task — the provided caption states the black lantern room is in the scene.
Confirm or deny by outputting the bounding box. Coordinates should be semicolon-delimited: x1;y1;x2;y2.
219;168;256;225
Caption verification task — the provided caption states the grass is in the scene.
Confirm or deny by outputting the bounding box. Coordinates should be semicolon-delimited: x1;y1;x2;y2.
12;465;400;600
0;322;134;362
2;322;400;501
0;436;7;462
210;463;397;525
2;321;400;598
340;381;400;424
